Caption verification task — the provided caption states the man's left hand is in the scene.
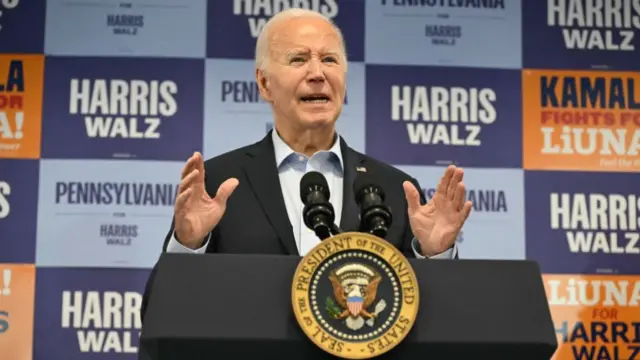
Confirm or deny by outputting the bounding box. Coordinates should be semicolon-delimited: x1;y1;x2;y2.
403;165;472;257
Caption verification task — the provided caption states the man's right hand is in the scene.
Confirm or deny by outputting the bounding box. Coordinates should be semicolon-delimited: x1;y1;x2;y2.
174;152;239;249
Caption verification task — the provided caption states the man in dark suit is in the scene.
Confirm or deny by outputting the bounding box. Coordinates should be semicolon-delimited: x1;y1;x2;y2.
142;8;472;320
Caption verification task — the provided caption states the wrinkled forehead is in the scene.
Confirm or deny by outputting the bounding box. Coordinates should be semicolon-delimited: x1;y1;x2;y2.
269;19;344;58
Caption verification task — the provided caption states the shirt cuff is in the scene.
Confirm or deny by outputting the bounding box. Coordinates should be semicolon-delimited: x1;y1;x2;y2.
166;232;210;254
411;237;457;259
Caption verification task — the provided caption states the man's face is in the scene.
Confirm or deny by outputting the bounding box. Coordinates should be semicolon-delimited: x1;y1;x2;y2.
257;17;347;131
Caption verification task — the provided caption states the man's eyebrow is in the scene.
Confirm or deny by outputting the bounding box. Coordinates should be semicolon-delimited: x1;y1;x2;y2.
286;49;308;57
285;49;341;57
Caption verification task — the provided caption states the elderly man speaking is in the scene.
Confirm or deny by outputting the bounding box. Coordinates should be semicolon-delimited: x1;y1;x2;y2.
162;9;472;264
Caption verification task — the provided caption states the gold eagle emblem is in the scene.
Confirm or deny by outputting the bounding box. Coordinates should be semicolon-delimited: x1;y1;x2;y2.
326;263;387;331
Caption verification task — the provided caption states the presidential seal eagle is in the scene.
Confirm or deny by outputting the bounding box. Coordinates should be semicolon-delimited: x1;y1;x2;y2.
327;263;387;331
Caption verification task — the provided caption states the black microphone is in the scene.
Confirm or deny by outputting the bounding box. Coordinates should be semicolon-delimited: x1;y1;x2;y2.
353;173;392;239
300;171;341;240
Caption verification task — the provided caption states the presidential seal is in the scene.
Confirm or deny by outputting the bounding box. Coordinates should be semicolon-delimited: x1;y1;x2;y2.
291;232;419;359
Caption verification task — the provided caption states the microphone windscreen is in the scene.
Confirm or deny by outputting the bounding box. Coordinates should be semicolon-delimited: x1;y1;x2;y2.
300;171;330;203
353;172;385;204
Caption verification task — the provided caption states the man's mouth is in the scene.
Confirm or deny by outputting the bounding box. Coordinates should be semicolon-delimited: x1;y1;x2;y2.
300;95;330;104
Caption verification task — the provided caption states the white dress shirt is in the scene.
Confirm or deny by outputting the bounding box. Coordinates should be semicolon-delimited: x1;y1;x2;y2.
167;130;457;259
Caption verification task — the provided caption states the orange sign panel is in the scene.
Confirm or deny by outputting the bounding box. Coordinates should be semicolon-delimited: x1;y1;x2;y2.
0;55;44;159
0;264;36;359
543;274;640;360
523;69;640;172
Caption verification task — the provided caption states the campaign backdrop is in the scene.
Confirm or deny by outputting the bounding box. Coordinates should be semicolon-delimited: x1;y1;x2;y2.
1;0;638;359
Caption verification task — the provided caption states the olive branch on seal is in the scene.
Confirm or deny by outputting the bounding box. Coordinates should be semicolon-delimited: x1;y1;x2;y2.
325;297;342;319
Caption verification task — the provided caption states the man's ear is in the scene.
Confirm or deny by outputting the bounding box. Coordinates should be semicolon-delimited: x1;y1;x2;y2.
255;69;272;102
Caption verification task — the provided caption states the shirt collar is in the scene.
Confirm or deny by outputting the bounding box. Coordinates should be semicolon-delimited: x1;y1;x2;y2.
272;128;344;171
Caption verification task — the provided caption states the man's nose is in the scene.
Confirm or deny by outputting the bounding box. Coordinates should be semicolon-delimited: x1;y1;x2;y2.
306;59;325;81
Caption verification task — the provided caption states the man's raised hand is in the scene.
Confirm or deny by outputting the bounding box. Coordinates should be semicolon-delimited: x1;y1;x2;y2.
173;152;239;249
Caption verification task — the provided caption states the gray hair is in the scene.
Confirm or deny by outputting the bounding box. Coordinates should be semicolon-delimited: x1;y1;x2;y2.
254;8;348;72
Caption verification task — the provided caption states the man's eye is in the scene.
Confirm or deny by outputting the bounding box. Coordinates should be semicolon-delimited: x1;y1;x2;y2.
324;56;337;63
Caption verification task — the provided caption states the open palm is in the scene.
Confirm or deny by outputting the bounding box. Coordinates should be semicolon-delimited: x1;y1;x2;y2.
174;152;239;248
176;178;236;243
403;166;472;257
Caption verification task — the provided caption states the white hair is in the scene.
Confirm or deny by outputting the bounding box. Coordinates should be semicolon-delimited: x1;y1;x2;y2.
254;8;348;72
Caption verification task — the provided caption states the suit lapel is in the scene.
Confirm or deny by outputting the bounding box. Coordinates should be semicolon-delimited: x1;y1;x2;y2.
243;134;299;255
339;138;364;233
